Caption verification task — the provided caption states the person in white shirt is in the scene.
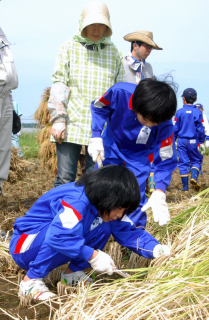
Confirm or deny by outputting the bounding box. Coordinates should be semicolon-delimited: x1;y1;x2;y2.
123;30;162;84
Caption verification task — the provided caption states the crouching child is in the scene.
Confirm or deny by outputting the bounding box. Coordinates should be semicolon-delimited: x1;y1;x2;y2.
9;165;170;301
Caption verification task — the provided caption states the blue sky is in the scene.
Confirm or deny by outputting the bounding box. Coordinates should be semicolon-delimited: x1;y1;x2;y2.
1;0;209;122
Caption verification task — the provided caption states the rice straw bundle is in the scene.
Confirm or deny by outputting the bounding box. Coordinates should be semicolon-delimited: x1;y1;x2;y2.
54;189;209;320
0;240;12;273
34;87;51;126
0;240;9;257
34;88;57;174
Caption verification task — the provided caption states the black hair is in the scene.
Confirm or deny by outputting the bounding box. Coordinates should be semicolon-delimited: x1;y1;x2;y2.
131;41;143;52
76;165;140;217
184;96;196;104
132;77;178;124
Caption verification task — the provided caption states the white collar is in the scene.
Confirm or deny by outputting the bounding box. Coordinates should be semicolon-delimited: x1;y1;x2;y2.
125;52;145;71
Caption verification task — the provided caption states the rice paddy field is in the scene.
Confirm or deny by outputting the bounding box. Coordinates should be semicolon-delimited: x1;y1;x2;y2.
0;132;209;319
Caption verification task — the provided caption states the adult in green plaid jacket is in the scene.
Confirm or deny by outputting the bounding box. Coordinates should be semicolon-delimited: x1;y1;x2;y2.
48;0;126;187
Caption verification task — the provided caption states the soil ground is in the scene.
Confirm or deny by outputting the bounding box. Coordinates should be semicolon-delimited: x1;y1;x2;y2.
0;156;209;319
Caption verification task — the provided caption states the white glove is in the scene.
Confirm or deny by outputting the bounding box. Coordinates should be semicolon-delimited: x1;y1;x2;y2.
175;141;177;148
153;244;171;258
199;143;205;155
141;190;170;226
205;140;209;148
88;250;115;275
51;122;66;144
88;138;105;162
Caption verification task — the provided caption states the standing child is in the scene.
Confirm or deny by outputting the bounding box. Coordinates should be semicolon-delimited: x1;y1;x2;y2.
9;166;170;301
174;88;205;191
88;78;178;228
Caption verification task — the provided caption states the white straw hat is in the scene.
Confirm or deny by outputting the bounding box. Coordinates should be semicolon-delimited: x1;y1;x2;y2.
123;30;162;50
81;0;112;38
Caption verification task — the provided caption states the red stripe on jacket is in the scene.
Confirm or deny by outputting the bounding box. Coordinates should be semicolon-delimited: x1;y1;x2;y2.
160;134;173;148
99;96;111;106
61;200;82;221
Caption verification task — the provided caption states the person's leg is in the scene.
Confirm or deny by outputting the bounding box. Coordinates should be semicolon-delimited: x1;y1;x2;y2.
0;96;13;183
188;143;202;172
9;226;70;300
9;225;71;277
55;142;82;187
11;133;24;158
188;142;203;190
177;139;190;191
84;146;96;174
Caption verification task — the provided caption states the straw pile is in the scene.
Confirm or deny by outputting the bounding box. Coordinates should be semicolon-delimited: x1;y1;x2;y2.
0;239;20;274
8;148;30;183
54;189;209;320
34;87;57;174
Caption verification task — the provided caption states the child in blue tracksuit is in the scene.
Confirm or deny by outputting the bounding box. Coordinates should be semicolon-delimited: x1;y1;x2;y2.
174;88;205;191
9;165;170;301
88;79;178;228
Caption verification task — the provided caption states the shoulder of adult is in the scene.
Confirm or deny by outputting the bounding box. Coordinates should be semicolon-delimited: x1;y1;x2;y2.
108;41;123;55
58;39;78;50
123;56;128;64
144;61;153;71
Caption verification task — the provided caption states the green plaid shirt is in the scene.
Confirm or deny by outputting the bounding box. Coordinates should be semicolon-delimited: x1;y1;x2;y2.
49;40;125;145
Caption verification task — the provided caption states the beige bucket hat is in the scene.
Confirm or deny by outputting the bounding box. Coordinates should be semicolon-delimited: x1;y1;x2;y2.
81;0;112;38
123;30;162;50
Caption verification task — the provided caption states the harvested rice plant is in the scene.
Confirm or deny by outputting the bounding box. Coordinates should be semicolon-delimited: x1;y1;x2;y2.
0;142;209;319
34;87;57;175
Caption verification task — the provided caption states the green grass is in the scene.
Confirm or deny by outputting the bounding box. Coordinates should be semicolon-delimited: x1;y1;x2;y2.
19;131;40;159
205;147;209;156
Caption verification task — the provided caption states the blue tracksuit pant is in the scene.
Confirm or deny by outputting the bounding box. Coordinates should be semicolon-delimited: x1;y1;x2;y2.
177;138;203;175
10;223;111;279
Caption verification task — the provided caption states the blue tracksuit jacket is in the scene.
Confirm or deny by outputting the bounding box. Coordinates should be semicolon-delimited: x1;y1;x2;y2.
9;182;159;279
91;82;177;223
173;105;205;175
174;105;205;142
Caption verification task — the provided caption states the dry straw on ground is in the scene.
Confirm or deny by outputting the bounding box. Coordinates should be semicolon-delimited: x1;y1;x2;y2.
1;189;209;319
8;148;31;183
53;188;209;320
